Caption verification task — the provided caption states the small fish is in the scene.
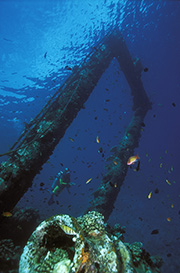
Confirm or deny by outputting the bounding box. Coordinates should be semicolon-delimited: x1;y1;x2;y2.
167;217;171;222
96;136;100;143
113;160;118;165
166;179;171;185
147;191;152;199
154;188;159;194
127;154;140;166
60;223;77;235
2;212;12;217
160;163;163;168
69;137;74;142
3;38;13;42
65;65;72;71
171;204;174;208
151;229;159;235
92;46;98;51
134;161;140;172
98;147;103;154
86;178;92;184
141;122;146;127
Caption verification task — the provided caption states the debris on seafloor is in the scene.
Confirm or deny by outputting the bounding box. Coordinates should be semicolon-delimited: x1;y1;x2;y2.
19;211;163;273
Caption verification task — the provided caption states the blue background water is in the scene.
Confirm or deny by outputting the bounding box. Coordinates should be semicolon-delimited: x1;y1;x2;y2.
0;1;180;272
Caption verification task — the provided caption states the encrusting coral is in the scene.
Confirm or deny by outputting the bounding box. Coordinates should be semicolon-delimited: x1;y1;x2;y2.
19;211;162;273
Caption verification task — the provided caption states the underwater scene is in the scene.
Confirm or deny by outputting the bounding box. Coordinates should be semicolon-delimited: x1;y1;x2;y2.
0;1;179;272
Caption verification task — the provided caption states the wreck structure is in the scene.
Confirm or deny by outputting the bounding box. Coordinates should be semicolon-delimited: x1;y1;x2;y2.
0;28;151;219
19;211;162;273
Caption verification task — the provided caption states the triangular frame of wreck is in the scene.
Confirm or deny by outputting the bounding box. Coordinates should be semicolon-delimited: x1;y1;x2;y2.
0;28;151;219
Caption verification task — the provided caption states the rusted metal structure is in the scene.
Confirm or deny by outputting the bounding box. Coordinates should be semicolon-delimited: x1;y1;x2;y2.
0;28;151;217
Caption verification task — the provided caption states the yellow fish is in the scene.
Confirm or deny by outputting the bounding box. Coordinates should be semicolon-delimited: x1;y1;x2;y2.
166;179;171;185
127;154;140;166
147;191;152;199
60;224;77;236
96;136;100;143
86;178;92;184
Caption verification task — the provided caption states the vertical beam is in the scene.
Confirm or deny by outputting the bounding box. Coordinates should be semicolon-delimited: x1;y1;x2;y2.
87;29;152;220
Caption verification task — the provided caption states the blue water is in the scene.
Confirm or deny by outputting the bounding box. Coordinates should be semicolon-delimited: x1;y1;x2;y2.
0;1;180;272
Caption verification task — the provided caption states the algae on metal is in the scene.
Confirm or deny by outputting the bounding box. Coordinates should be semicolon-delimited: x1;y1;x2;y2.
19;211;162;273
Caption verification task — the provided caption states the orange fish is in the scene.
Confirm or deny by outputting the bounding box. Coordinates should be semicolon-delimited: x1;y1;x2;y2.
127;154;140;165
113;160;118;165
167;217;171;222
96;136;100;143
2;212;12;217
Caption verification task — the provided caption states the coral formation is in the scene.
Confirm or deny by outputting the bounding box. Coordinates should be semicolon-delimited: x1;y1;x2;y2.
0;207;40;273
19;211;162;273
0;207;40;246
77;211;105;235
0;239;21;272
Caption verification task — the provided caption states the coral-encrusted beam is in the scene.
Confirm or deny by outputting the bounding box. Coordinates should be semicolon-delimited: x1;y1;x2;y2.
87;29;152;220
0;29;115;214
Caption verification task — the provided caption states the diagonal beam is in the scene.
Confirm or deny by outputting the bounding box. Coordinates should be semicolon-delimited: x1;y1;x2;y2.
0;28;151;218
87;29;152;220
